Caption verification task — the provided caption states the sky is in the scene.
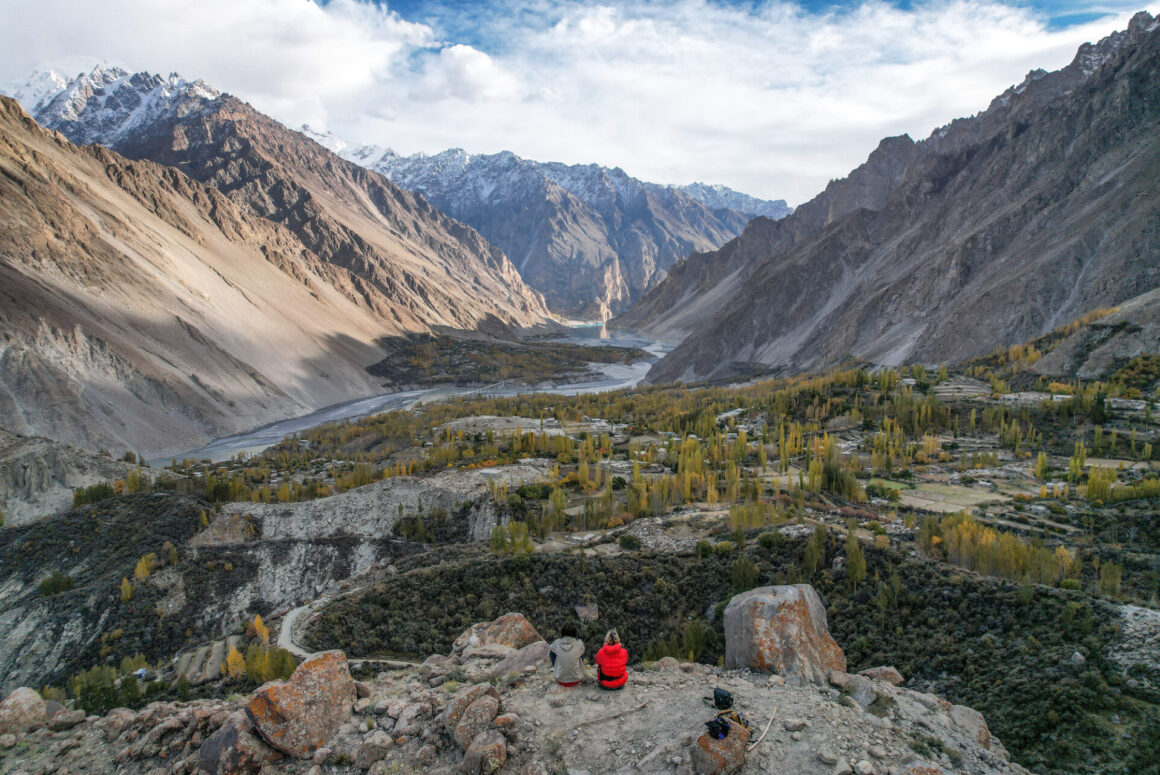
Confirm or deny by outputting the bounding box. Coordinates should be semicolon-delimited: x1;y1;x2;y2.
1;0;1157;203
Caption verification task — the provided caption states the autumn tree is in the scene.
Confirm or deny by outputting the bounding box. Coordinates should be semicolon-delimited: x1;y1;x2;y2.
224;646;246;680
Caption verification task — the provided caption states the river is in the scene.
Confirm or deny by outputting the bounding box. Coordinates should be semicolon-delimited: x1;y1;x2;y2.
154;331;670;465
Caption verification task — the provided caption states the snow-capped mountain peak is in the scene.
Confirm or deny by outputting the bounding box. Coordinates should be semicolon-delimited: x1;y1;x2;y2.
1;65;220;147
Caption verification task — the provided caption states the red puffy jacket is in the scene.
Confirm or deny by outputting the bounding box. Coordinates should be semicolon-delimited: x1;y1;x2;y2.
594;643;628;688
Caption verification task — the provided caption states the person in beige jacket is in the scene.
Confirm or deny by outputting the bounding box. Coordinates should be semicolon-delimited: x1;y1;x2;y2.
548;623;585;686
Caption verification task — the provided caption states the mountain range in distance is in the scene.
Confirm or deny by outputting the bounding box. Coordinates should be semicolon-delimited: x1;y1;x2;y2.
303;131;792;320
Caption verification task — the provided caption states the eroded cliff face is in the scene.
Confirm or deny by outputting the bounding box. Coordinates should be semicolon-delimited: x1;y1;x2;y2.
624;13;1160;383
0;430;144;527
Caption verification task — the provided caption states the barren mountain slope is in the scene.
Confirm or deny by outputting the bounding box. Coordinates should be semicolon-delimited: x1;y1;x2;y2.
0;96;399;456
11;66;549;333
631;13;1160;383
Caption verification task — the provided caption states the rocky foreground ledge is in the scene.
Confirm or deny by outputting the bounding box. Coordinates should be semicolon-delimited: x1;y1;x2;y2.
0;586;1027;775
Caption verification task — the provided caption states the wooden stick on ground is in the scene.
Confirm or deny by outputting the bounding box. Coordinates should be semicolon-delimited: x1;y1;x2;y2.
747;705;778;752
574;700;650;729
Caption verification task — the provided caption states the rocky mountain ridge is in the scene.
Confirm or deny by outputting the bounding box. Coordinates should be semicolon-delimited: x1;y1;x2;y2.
619;13;1160;383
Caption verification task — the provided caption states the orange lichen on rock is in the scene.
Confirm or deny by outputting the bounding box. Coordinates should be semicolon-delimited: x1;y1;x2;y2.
723;584;846;685
245;650;355;758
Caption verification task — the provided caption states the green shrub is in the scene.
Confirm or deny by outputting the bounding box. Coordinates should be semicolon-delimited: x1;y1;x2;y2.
38;571;75;596
618;534;642;551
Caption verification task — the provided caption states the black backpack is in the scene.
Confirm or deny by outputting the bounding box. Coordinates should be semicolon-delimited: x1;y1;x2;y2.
713;688;733;710
705;718;731;740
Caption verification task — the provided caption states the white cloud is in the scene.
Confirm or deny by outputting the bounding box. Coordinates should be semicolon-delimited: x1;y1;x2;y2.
1;0;1157;202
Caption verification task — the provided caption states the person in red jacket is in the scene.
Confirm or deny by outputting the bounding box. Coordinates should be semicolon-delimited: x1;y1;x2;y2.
593;629;628;690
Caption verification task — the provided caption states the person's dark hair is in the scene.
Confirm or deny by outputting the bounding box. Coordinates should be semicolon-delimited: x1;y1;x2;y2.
561;623;579;639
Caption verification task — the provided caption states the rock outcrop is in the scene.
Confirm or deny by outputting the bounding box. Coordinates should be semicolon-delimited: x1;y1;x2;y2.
0;613;1025;775
0;429;147;526
723;585;847;684
245;650;355;757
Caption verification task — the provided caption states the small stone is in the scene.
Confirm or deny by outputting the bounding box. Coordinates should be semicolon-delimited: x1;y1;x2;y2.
792;732;803;741
783;719;807;732
869;746;888;759
768;674;786;686
418;743;437;765
463;729;507;775
494;713;519;728
312;747;331;764
854;760;876;775
520;763;550;775
0;733;16;749
355;730;393;769
818;750;839;765
355;681;373;699
858;666;905;686
832;761;853;775
656;657;681;671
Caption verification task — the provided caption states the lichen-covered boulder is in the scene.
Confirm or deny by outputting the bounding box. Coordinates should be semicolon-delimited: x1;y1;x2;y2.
0;687;46;734
691;719;750;775
246;650;355;758
462;729;507;775
441;684;500;732
454;695;500;750
723;585;846;685
859;666;905;686
453;614;543;656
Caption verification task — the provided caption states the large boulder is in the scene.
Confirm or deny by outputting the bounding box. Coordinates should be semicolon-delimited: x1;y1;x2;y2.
723;585;846;685
199;710;280;775
453;614;543;656
0;687;46;734
691;719;750;775
246;650;355;758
